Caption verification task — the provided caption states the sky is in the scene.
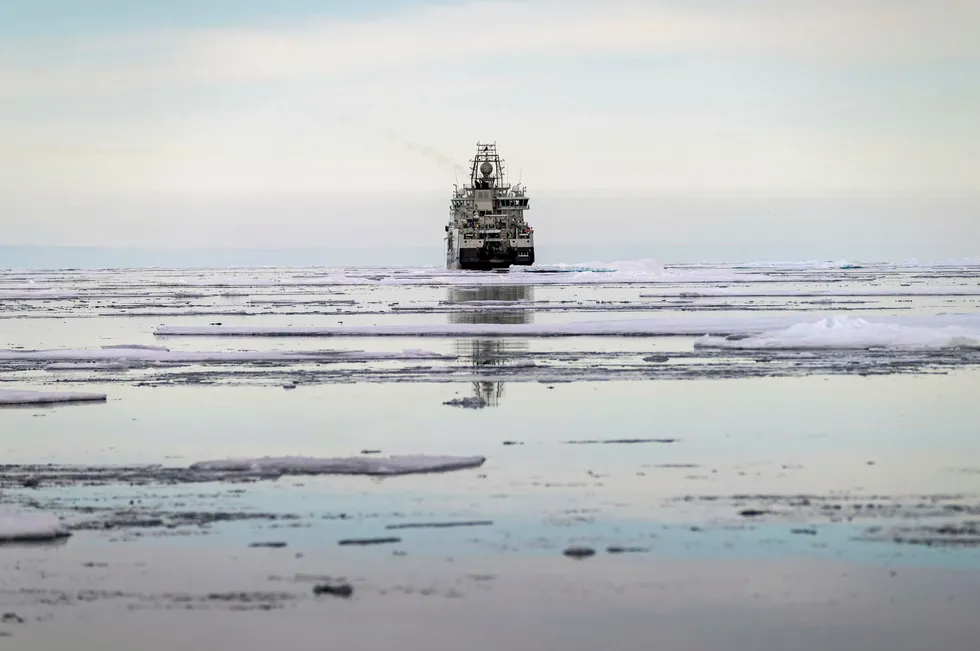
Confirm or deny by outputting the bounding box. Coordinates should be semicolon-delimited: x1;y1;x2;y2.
1;0;978;262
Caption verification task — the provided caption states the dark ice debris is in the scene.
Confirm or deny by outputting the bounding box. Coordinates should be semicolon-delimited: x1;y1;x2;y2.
563;438;677;445
563;545;596;559
249;541;288;548
606;546;649;554
313;583;354;598
385;520;492;530
738;509;771;517
338;537;401;546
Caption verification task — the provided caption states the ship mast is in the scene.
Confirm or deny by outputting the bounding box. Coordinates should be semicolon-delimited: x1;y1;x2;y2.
468;142;506;190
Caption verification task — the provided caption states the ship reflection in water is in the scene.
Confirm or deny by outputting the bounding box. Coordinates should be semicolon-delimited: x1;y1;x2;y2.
446;284;533;407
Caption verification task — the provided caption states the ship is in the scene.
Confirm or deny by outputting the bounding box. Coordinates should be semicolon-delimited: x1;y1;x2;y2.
445;143;535;270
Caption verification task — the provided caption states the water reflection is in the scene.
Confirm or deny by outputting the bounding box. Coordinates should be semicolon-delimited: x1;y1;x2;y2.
446;285;533;407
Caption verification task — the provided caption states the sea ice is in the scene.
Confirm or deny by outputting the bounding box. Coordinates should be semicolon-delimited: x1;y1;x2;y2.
0;506;71;542
45;362;131;371
0;389;107;406
188;455;486;476
131;259;742;287
153;313;980;338
0;345;454;364
639;286;980;298
0;289;80;300
520;258;742;283
694;316;980;350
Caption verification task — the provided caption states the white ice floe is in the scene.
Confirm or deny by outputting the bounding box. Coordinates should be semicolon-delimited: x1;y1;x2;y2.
0;506;71;542
133;259;744;287
154;313;980;338
694;316;980;350
189;455;486;476
520;258;742;283
0;345;454;365
729;257;980;270
0;289;80;300
640;286;980;298
44;362;132;371
0;389;107;405
729;259;867;270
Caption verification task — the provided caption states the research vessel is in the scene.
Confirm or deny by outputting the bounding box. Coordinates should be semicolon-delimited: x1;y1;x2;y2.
445;143;535;270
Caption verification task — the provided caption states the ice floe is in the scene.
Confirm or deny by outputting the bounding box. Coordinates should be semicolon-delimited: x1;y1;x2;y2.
639;286;980;298
0;506;71;542
0;389;107;406
189;455;486;476
45;362;131;371
730;257;980;270
0;345;454;365
50;259;740;287
519;258;742;283
730;259;867;270
154;313;980;338
694;316;980;350
0;289;80;300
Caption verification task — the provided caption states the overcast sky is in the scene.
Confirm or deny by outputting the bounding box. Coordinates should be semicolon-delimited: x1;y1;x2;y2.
1;0;977;259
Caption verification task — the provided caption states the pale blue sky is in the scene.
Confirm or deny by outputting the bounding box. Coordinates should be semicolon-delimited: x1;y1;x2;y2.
0;1;440;34
0;0;977;259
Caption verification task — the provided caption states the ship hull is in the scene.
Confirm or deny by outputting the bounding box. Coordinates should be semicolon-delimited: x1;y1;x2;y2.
452;245;535;270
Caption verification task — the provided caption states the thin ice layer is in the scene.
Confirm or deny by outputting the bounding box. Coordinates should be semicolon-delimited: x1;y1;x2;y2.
0;506;71;542
44;259;735;287
639;287;980;298
154;313;980;338
0;289;80;300
45;362;131;371
0;345;454;363
694;316;980;350
0;389;107;405
189;455;486;476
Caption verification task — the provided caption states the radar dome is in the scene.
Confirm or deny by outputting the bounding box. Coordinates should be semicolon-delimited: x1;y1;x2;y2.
479;161;494;177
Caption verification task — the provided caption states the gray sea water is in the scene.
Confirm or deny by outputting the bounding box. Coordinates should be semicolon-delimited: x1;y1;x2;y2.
2;259;980;649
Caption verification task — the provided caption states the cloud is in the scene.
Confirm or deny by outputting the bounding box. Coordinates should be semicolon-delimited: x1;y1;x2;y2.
1;0;978;98
0;0;977;205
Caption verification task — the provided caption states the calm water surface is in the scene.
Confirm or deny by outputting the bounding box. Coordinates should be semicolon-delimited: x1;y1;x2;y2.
2;261;979;649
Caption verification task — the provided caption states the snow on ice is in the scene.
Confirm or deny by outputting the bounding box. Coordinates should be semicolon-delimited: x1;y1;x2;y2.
41;259;739;288
189;455;486;476
0;345;455;365
0;506;71;542
694;316;980;350
0;289;80;300
640;287;980;298
0;389;107;406
154;313;980;338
